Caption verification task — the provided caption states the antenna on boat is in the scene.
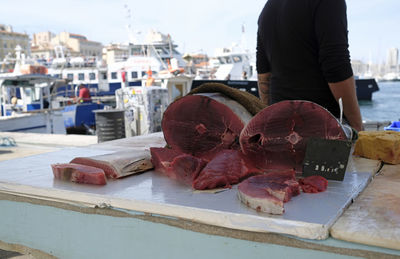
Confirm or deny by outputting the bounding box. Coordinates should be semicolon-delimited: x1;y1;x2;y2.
124;4;136;43
240;23;248;53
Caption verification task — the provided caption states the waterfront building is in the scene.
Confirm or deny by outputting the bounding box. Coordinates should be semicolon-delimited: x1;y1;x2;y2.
51;32;103;58
387;48;399;69
0;24;30;61
103;43;129;65
31;31;56;60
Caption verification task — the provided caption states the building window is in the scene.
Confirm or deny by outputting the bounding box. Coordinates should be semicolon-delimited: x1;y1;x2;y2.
3;42;7;48
141;71;146;77
101;72;107;80
78;73;85;80
89;72;96;80
111;72;117;79
131;71;138;79
67;73;73;80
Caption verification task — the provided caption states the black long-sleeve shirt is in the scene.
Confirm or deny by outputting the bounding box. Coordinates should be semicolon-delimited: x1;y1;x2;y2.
256;0;353;118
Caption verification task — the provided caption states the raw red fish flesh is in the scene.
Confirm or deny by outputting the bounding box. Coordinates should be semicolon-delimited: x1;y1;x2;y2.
150;147;207;186
193;149;257;190
237;170;300;214
240;100;347;172
70;151;153;179
51;163;107;185
162;95;246;160
150;147;182;176
299;175;328;193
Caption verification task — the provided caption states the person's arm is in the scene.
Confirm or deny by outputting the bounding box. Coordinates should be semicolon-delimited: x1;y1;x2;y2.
328;76;363;131
314;0;363;131
257;72;271;105
256;26;271;106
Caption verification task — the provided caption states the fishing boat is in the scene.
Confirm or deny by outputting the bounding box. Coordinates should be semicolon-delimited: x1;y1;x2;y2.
46;30;189;99
0;74;66;134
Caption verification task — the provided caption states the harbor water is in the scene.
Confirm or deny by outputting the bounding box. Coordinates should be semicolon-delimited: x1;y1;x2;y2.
359;81;400;122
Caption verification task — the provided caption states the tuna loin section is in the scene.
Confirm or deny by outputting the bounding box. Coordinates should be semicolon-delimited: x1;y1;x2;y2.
150;147;207;186
193;150;257;190
162;95;246;160
299;175;328;193
240;100;348;172
70;151;153;179
237;170;300;214
51;163;107;185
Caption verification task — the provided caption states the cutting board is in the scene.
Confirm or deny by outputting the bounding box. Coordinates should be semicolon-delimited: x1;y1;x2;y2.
0;147;377;240
331;164;400;250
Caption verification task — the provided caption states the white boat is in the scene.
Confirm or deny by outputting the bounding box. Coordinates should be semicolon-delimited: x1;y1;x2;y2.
192;44;256;82
0;74;66;134
46;31;189;98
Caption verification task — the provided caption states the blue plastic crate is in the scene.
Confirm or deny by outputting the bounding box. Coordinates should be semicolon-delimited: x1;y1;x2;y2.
384;121;400;132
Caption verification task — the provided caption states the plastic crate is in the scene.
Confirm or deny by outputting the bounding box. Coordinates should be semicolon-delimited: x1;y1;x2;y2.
384;121;400;132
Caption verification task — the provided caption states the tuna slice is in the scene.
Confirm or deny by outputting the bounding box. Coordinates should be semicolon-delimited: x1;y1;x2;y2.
51;163;107;185
299;175;328;193
70;151;153;179
240;100;348;172
193;149;256;190
150;147;207;186
150;147;182;176
237;170;300;214
162;95;247;161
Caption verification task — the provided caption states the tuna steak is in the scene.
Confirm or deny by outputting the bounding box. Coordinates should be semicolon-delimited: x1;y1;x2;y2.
51;163;107;185
162;95;246;160
237;170;300;214
70;151;153;179
193;149;257;190
240;100;347;172
150;147;207;186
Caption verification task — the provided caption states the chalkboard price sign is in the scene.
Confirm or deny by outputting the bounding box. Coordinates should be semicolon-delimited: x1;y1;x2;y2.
302;138;352;181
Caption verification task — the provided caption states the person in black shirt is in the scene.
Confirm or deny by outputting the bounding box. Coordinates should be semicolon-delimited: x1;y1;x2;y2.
256;0;363;131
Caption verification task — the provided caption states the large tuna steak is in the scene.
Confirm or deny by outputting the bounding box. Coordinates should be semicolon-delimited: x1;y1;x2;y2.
240;100;347;172
162;95;247;161
237;170;300;214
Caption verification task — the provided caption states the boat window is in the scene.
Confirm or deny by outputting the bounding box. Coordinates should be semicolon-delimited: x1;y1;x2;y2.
101;73;107;80
131;71;138;79
111;72;117;79
67;73;73;80
232;56;242;63
141;71;146;77
78;73;85;80
23;87;41;104
89;72;96;80
218;57;232;64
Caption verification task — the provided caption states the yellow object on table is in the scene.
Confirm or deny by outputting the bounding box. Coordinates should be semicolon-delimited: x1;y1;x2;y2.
353;130;400;164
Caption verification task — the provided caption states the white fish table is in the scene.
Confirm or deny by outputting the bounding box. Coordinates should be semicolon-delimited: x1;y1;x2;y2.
0;133;398;258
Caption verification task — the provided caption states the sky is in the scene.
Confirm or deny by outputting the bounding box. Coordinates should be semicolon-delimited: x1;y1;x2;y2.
1;0;400;63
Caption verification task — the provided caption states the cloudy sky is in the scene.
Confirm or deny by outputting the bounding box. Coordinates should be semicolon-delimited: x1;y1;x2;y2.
2;0;399;63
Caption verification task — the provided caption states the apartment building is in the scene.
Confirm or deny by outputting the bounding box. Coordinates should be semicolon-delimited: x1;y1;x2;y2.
0;24;30;60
